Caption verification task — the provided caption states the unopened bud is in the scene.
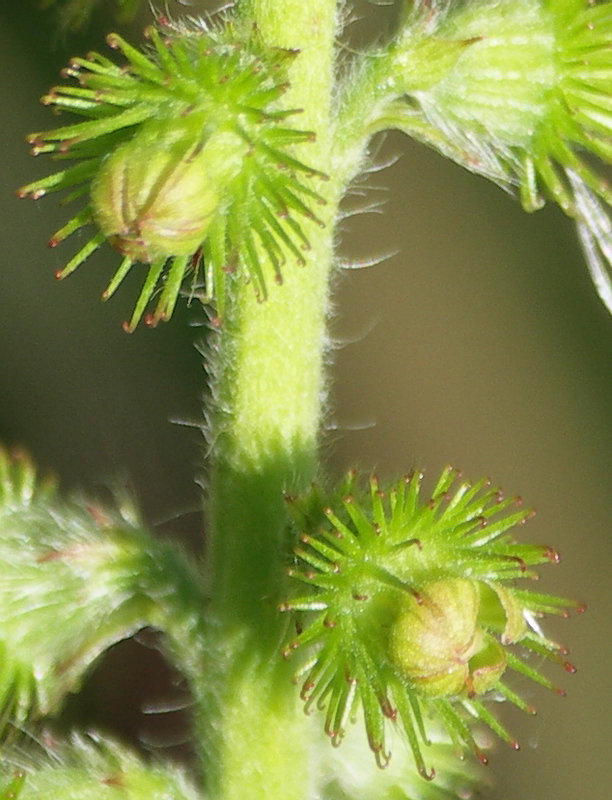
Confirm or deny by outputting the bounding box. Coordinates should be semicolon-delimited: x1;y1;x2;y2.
91;118;245;263
389;578;505;698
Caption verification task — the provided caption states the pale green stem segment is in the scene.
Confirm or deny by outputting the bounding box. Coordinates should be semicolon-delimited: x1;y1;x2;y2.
197;2;340;799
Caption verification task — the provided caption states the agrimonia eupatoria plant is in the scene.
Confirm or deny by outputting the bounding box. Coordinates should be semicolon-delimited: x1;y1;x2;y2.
8;1;604;799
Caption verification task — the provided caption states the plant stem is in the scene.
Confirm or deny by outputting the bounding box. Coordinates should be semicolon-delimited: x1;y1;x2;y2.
196;2;340;799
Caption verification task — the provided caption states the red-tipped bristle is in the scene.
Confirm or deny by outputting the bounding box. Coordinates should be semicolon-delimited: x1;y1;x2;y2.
374;747;390;770
300;682;314;701
544;546;561;564
380;698;396;720
411;589;423;605
419;765;436;781
513;556;527;572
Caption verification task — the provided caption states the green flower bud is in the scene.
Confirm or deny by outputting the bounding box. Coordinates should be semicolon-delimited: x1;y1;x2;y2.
0;448;206;734
388;0;612;315
389;578;505;699
414;0;555;147
91;119;244;263
281;468;579;776
20;20;325;329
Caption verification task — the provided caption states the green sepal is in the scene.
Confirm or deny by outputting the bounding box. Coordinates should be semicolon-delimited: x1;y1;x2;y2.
0;449;206;734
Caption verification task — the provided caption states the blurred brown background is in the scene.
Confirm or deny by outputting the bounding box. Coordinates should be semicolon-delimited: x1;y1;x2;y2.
0;1;610;798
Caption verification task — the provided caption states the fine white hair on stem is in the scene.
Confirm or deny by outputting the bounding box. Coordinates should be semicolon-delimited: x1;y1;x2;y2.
324;417;377;432
336;250;399;269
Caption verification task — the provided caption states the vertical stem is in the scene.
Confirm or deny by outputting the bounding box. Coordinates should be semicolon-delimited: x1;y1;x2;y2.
197;2;339;799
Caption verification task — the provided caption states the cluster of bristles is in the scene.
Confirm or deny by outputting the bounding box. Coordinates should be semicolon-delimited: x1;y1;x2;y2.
280;467;582;778
19;16;326;330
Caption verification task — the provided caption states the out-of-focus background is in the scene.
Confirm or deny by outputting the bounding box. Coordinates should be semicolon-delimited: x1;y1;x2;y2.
0;1;610;798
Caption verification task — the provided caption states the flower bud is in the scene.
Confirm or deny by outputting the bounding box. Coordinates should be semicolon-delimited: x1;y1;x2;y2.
417;0;556;146
21;24;322;327
389;0;612;316
91;118;245;263
281;468;575;772
388;578;506;698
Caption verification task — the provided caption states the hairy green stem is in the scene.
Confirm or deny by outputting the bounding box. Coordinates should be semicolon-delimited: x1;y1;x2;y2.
197;2;340;798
